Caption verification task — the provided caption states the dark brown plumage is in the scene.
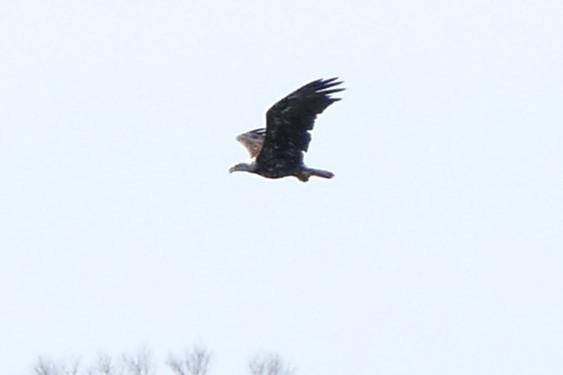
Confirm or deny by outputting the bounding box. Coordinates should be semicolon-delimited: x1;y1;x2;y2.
229;78;344;182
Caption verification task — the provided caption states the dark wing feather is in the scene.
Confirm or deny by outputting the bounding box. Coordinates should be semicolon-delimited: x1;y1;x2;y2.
257;78;344;170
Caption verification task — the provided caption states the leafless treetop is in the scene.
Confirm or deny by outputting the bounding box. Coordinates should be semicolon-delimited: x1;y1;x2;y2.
248;353;295;375
167;346;212;375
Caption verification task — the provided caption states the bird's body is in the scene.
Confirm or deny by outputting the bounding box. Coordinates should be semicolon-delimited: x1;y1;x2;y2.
229;78;344;182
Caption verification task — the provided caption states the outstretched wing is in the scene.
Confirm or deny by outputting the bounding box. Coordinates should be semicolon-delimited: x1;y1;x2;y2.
236;128;266;158
257;78;344;169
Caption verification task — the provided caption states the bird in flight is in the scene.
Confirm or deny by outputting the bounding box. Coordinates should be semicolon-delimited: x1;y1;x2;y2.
229;77;344;182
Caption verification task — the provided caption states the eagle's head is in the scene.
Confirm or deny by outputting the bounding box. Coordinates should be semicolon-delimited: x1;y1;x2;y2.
229;162;257;174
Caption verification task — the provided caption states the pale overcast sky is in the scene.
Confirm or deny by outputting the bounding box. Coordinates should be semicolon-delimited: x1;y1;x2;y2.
1;0;562;374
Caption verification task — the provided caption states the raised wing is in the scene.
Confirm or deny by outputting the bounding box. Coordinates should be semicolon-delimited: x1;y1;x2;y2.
257;78;344;169
236;128;266;158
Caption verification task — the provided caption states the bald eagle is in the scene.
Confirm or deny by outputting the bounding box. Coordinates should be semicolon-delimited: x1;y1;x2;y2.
229;78;344;182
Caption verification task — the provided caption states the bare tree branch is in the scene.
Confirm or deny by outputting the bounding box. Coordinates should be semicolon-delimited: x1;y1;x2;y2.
67;359;80;375
34;357;57;375
121;348;155;375
167;346;212;375
249;353;295;375
33;357;80;375
86;352;121;375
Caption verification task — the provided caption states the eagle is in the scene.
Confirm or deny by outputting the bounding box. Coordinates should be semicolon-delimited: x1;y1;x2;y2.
229;77;344;182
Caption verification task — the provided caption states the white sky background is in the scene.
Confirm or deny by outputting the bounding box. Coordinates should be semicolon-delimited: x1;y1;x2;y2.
1;0;562;374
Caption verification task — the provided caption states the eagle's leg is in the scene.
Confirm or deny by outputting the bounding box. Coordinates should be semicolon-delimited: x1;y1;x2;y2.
296;168;334;182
